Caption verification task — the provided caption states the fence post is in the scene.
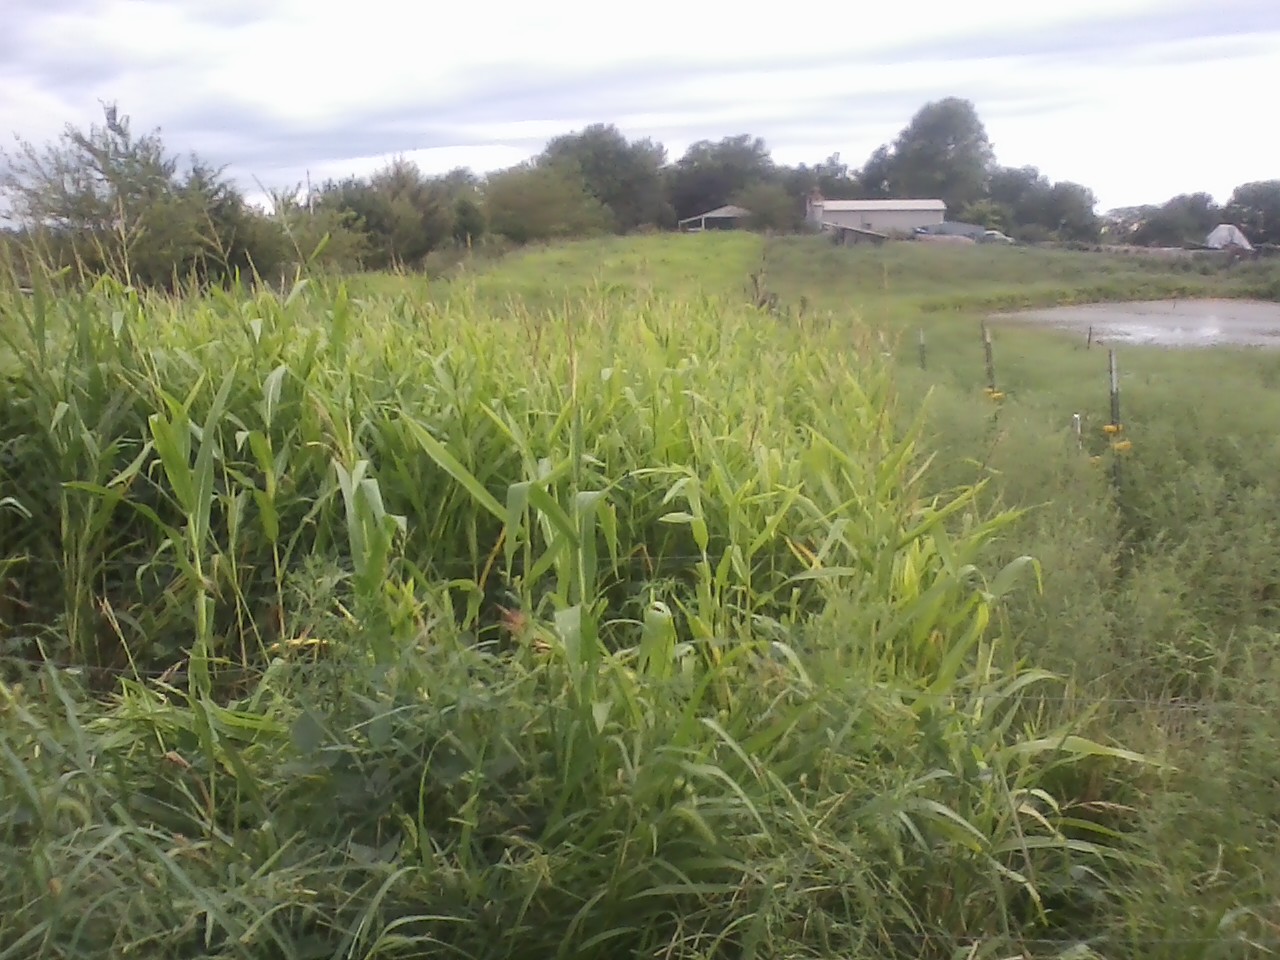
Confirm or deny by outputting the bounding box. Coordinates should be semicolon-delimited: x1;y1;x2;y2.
981;321;997;394
1109;349;1121;427
1073;413;1083;450
1106;349;1125;488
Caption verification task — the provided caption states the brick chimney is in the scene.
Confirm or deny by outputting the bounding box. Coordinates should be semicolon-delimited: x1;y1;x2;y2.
806;187;825;221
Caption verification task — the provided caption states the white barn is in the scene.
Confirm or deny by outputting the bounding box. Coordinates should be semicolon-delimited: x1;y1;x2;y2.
806;196;946;236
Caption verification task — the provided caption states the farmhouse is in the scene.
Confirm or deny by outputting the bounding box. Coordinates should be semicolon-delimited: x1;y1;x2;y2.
678;204;751;232
806;194;946;236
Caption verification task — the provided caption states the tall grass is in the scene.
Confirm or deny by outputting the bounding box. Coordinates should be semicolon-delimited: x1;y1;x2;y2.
758;236;1280;958
765;238;1280;317
2;237;1277;958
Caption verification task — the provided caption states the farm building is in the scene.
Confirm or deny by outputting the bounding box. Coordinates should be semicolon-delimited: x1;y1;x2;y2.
826;224;888;246
806;195;946;236
678;204;751;232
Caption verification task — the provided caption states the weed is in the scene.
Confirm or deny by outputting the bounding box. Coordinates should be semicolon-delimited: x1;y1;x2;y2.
3;236;1279;957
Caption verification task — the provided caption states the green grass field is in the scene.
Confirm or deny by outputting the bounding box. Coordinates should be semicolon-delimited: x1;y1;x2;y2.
3;235;1280;959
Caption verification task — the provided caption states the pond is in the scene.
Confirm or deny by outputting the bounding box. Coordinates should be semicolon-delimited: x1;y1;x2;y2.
998;299;1280;349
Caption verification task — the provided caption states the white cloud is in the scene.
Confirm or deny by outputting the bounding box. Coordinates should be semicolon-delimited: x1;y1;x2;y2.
979;48;1278;208
2;0;1277;212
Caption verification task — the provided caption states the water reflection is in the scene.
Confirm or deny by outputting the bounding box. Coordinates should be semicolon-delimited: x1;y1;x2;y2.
999;300;1280;349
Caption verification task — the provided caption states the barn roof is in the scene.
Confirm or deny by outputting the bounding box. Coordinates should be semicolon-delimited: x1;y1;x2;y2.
681;204;751;221
822;223;888;239
811;199;946;212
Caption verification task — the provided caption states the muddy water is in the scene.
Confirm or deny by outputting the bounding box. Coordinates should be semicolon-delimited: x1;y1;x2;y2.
999;299;1280;348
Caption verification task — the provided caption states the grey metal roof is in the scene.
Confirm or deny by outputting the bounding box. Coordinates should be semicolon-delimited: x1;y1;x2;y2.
679;204;751;223
822;222;887;238
917;221;984;236
811;199;946;212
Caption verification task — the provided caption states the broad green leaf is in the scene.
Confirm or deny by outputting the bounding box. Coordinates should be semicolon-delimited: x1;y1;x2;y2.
1003;735;1153;767
988;554;1042;601
290;709;327;755
262;363;288;426
403;418;505;521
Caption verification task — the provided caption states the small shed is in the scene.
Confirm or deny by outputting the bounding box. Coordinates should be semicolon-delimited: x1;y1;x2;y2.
825;223;888;246
678;204;750;232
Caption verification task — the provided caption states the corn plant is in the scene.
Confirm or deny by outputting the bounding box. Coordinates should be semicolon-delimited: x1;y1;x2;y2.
0;239;1199;960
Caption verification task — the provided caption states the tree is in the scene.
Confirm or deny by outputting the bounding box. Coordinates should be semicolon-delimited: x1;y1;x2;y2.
484;162;612;244
1044;182;1101;242
1224;180;1280;246
818;155;867;199
315;157;454;269
1101;205;1154;243
451;195;486;245
859;97;995;213
370;157;454;264
428;167;487;246
541;124;672;231
733;182;801;232
984;165;1099;241
855;145;895;199
1129;193;1220;247
437;167;482;195
665;135;775;221
0;102;266;287
956;199;1012;231
989;165;1052;223
780;153;865;203
259;184;368;275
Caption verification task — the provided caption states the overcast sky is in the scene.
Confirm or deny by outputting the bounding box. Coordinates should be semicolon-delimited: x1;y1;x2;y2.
2;0;1277;213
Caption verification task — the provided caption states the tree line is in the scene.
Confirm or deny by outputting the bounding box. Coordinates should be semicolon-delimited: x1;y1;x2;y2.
2;96;1276;288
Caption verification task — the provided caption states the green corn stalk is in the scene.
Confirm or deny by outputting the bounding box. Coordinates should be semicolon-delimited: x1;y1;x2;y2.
145;370;236;695
333;458;407;663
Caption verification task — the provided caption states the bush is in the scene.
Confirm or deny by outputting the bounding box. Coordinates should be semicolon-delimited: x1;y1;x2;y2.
0;107;282;289
0;262;1145;957
485;162;613;244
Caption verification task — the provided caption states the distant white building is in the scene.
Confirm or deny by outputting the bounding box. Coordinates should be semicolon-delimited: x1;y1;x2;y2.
1205;223;1253;251
677;204;751;232
806;194;946;236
